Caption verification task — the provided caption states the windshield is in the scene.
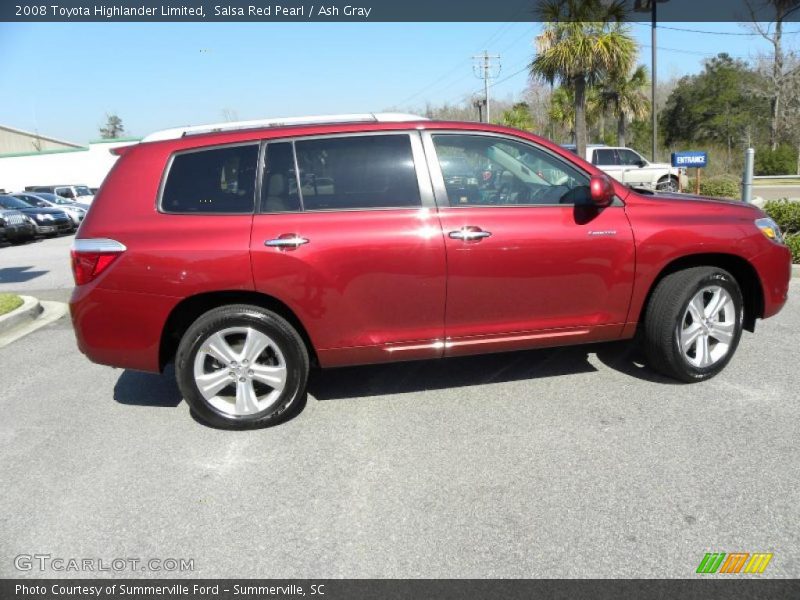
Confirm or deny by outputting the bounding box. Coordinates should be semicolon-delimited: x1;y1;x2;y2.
14;195;47;207
74;186;93;196
0;195;31;209
38;193;70;204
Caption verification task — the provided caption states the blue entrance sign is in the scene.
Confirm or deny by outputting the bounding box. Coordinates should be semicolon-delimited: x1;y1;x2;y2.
671;151;708;168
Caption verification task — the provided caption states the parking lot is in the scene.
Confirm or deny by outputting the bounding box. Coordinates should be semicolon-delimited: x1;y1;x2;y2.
0;235;798;578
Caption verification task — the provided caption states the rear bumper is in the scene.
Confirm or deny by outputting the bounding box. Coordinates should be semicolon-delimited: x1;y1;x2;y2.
752;242;792;319
70;285;179;373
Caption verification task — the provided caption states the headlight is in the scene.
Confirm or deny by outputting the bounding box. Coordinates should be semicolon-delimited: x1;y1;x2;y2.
755;217;784;244
36;213;54;222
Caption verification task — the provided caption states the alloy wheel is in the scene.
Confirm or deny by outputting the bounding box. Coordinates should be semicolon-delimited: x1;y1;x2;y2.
192;326;287;416
679;286;736;368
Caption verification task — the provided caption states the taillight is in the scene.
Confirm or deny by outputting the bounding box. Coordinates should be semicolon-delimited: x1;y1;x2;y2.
70;238;126;285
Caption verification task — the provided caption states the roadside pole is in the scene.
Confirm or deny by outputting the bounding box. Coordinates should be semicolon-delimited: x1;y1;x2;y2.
742;148;755;203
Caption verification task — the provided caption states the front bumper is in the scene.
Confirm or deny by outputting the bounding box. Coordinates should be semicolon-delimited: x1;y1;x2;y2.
33;221;73;235
4;223;35;240
751;241;792;319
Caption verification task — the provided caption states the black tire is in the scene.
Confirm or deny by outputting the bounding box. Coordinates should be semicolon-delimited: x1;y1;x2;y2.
657;175;680;192
643;267;744;382
175;304;309;429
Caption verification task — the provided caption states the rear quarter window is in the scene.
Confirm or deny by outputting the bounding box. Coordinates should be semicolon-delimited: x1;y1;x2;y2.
161;144;259;213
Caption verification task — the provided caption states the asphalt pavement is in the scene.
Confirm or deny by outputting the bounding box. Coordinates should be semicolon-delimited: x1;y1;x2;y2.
753;184;800;201
0;236;798;578
0;233;74;302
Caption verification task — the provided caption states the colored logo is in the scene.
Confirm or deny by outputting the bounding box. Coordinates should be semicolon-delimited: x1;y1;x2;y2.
696;552;773;574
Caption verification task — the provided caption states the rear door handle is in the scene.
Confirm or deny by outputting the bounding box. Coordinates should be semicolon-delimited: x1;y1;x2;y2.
265;234;309;249
448;226;491;241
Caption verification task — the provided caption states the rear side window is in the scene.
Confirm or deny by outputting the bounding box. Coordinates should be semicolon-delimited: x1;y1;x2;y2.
162;144;259;213
294;135;421;210
592;149;618;166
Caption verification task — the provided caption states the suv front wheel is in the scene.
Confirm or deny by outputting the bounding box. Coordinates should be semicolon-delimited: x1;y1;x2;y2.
643;267;744;382
175;304;309;429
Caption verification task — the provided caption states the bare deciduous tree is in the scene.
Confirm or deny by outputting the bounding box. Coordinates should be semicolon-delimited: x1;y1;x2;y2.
746;0;800;149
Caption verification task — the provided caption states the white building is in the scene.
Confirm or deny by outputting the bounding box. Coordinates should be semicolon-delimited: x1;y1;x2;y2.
0;132;139;192
0;124;84;155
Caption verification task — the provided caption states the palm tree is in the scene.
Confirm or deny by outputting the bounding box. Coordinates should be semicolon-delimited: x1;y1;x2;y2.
548;85;601;143
601;64;650;147
500;102;535;131
530;0;637;158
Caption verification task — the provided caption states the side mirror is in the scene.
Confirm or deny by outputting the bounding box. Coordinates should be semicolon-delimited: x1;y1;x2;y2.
589;174;615;207
636;160;647;168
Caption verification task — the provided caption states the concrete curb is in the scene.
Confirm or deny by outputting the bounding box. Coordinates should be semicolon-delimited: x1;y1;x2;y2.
0;295;43;335
0;300;68;349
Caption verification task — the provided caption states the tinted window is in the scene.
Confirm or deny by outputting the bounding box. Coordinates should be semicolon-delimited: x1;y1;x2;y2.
15;194;46;207
260;142;301;213
592;149;618;165
56;187;75;199
618;149;644;166
0;195;31;210
294;135;420;210
162;145;258;213
432;135;591;206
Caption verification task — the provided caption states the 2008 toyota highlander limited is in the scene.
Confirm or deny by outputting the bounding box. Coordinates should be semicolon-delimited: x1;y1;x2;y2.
70;114;792;429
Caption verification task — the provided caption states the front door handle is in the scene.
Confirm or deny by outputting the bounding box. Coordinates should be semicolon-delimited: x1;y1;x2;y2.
448;226;491;241
265;234;309;249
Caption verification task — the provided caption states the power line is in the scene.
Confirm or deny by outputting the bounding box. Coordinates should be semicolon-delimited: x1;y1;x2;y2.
639;43;751;59
632;23;800;36
392;58;473;108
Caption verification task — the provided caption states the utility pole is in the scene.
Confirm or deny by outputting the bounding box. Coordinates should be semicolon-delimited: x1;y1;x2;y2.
635;0;669;161
473;51;501;123
651;1;658;161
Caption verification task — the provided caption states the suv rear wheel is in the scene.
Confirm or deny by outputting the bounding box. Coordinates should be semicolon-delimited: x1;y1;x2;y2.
175;304;309;429
643;267;744;382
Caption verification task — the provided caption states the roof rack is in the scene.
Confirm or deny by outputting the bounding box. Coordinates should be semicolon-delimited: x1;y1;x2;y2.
141;113;429;142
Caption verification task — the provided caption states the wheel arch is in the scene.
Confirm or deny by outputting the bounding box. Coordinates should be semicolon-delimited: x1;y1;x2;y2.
639;253;764;332
159;290;318;371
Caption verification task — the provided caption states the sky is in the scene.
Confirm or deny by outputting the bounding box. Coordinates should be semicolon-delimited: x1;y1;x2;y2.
0;20;795;143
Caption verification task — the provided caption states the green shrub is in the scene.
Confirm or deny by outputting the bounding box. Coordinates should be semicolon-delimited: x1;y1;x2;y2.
764;199;800;235
785;234;800;264
755;144;798;176
689;176;740;199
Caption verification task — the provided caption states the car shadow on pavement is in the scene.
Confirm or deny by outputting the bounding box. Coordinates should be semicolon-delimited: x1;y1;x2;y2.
308;340;678;401
110;342;679;411
113;365;183;407
0;265;48;284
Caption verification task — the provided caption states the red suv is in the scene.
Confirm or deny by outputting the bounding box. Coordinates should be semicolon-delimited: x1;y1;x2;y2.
70;114;792;429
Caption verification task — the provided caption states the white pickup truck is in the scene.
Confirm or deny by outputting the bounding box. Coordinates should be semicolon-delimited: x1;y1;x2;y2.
563;144;688;192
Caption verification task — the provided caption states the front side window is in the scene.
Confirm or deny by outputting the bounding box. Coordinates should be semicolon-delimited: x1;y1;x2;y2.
56;187;75;199
617;149;646;166
293;135;421;210
432;134;591;206
161;144;258;213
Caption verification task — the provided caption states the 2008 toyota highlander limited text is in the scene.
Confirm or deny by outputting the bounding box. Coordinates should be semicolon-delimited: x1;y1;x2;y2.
69;114;792;429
